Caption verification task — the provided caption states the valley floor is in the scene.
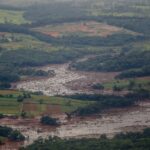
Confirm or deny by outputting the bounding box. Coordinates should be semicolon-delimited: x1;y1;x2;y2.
0;100;150;150
16;63;125;96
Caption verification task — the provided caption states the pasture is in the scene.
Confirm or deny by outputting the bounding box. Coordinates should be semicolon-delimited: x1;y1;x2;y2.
103;77;150;91
0;9;30;24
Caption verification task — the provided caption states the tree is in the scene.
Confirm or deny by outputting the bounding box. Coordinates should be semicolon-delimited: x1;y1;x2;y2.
8;130;25;141
23;92;31;99
40;116;59;126
113;85;122;92
0;137;5;145
0;114;4;119
17;95;24;102
21;111;27;118
92;83;104;90
128;80;135;90
0;126;12;137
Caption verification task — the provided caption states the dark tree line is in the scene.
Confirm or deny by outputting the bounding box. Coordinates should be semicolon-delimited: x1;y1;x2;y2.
64;90;150;116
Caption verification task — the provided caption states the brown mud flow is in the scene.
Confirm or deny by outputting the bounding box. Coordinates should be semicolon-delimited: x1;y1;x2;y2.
16;63;124;96
0;101;150;149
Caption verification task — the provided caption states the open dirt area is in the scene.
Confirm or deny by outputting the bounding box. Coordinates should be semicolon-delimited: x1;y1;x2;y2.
23;102;38;112
34;21;135;38
0;100;150;150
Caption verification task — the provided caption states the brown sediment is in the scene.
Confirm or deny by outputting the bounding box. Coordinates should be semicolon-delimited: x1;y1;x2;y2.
15;63;123;96
42;31;60;37
23;102;38;112
44;104;62;115
34;21;128;38
0;100;150;149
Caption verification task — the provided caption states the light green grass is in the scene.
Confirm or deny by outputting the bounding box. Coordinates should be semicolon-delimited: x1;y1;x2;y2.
0;33;61;51
0;90;93;116
28;95;93;113
0;9;30;24
134;40;150;51
103;78;150;91
0;97;21;115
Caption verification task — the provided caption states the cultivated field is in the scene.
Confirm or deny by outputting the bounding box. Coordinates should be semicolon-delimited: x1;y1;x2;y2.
0;90;92;116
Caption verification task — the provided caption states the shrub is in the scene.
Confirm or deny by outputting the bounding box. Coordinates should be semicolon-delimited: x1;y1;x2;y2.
8;130;25;141
0;114;4;119
40;116;59;126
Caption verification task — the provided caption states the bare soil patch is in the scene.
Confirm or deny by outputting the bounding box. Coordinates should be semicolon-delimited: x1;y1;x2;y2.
42;31;60;38
44;104;62;115
34;21;126;38
0;140;23;150
0;32;7;36
67;71;118;89
23;102;38;112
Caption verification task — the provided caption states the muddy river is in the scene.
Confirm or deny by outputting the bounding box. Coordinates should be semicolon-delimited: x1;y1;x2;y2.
0;101;150;150
2;63;149;149
16;63;119;96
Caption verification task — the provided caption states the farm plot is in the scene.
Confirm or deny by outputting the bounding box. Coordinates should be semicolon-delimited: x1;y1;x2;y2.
0;97;21;115
23;96;92;116
33;21;136;38
0;90;92;116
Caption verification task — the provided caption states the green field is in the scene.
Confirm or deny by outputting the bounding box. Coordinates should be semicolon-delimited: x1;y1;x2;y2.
89;0;150;18
0;90;93;116
134;40;150;51
0;0;51;7
0;9;30;24
103;78;150;91
0;33;61;51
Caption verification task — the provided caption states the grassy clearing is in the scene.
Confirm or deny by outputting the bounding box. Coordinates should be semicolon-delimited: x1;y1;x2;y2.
90;1;150;17
0;90;93;116
0;97;21;115
91;11;139;17
0;9;30;24
33;21;127;38
0;32;121;53
103;77;150;91
134;40;150;51
0;0;50;7
0;33;61;51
